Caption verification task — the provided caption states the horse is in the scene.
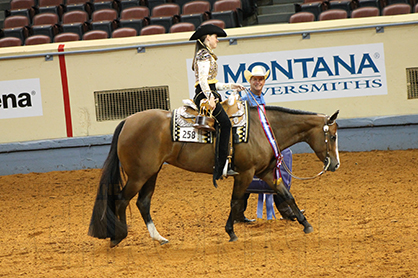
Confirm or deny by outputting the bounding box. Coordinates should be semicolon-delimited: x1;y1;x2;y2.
88;105;340;247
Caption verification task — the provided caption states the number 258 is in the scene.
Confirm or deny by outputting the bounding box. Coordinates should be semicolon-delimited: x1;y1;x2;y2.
182;130;196;139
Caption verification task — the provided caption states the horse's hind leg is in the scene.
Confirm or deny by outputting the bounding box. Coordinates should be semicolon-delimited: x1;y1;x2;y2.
111;176;150;247
136;173;169;245
110;181;138;247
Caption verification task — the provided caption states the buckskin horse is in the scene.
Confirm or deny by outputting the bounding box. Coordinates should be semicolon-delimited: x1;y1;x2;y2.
88;105;340;247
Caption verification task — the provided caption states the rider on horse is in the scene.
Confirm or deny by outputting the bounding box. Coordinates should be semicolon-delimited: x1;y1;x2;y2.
190;24;245;181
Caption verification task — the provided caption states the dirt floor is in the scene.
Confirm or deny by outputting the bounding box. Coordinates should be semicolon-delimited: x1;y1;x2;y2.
0;149;417;277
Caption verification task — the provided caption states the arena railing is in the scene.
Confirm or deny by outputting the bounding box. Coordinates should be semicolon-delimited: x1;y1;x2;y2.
1;19;418;61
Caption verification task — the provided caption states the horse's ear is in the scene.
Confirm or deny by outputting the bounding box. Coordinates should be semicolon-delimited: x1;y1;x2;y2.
328;110;339;125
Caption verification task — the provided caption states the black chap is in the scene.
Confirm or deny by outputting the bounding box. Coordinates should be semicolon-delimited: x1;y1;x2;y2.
194;84;231;180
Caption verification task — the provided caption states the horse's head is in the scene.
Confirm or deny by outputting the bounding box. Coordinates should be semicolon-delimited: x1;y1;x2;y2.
311;110;340;172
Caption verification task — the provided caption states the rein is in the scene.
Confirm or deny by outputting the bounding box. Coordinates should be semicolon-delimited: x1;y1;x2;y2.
280;122;332;180
244;88;332;180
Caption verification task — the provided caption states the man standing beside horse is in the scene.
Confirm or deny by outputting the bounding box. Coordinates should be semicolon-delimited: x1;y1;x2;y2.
237;66;297;222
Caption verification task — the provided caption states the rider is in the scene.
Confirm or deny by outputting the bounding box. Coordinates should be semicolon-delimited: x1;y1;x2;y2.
189;24;245;181
239;66;296;221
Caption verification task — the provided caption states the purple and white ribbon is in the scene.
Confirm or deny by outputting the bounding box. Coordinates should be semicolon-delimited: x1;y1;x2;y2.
257;105;282;181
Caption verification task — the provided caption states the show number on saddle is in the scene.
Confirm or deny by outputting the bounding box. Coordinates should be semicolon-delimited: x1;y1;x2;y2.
172;96;249;145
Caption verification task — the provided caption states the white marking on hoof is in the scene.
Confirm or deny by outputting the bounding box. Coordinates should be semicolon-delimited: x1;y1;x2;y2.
147;222;168;244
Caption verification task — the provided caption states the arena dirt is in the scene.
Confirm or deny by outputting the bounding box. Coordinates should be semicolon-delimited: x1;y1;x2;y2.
0;149;417;277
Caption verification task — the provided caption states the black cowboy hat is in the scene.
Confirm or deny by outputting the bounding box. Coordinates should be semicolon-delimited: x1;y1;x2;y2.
189;24;227;41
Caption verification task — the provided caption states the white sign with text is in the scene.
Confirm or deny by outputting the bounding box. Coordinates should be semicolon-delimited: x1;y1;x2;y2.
186;43;387;103
0;78;43;119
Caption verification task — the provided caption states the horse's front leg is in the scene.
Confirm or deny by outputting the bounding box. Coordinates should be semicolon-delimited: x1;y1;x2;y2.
225;198;245;242
275;181;313;234
225;174;254;242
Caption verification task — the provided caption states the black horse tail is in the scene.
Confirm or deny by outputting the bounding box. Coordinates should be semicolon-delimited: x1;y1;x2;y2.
88;120;127;240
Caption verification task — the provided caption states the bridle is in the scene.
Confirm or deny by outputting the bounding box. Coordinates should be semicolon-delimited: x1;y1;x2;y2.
279;119;335;180
244;88;335;180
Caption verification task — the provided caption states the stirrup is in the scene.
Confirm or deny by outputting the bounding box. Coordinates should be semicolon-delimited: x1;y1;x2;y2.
193;115;215;131
227;169;239;176
193;98;216;131
222;160;239;178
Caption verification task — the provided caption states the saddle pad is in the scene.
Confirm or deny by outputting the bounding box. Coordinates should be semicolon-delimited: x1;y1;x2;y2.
172;107;214;143
171;102;249;144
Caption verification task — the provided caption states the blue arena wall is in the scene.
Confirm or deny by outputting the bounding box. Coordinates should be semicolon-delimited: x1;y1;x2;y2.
1;115;417;176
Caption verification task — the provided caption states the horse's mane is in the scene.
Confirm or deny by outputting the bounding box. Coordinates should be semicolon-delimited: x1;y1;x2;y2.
249;105;319;116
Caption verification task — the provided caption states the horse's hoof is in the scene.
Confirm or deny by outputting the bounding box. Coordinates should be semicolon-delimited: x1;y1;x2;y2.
160;239;169;245
299;218;313;234
304;226;314;234
110;238;123;248
229;235;238;242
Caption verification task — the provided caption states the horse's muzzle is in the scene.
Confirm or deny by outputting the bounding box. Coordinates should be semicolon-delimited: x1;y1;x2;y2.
330;163;340;172
324;157;339;172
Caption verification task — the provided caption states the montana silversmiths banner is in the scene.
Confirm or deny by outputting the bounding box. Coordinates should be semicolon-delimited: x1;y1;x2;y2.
0;78;43;119
186;43;387;103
